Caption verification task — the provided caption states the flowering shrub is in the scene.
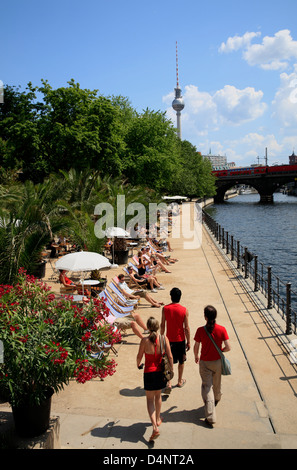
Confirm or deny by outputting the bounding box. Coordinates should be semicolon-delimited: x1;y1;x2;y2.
0;269;120;407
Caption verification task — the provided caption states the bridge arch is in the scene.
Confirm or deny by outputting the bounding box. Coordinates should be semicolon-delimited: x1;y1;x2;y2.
214;179;279;204
213;165;297;203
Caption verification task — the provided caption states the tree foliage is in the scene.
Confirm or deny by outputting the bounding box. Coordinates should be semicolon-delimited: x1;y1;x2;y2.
0;80;216;198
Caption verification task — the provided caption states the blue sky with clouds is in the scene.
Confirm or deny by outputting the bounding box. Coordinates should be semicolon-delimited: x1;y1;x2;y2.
2;0;297;166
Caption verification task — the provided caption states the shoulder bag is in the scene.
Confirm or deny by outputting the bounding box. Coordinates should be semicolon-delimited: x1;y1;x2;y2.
204;327;231;376
159;335;174;381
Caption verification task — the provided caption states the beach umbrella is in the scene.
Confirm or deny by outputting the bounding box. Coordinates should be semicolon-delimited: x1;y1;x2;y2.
105;226;129;238
55;251;111;295
55;251;111;272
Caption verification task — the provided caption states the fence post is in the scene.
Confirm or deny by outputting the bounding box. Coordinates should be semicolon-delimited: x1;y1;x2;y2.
226;232;229;254
222;228;225;249
244;247;248;279
267;266;272;309
286;282;292;335
231;235;234;261
237;241;240;269
254;255;258;291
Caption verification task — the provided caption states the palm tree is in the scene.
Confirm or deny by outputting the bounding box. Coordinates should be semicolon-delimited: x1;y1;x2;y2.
0;177;69;284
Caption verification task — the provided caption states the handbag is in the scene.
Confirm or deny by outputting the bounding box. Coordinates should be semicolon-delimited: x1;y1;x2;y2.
159;335;174;382
204;327;231;376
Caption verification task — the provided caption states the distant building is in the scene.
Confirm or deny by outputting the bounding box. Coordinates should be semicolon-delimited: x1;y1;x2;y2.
203;153;227;167
289;151;297;164
203;153;235;170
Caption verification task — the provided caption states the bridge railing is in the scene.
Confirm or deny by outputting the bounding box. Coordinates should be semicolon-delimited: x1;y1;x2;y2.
203;209;297;334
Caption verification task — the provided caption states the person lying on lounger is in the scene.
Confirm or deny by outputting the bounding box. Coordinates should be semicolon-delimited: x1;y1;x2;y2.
117;274;164;308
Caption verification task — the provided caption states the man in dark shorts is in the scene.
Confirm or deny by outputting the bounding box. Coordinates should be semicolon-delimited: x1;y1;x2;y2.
160;287;190;393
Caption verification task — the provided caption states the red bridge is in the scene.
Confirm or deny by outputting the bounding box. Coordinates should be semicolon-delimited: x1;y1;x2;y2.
212;164;297;203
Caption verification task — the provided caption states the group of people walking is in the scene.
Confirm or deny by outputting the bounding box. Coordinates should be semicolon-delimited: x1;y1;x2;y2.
136;287;231;442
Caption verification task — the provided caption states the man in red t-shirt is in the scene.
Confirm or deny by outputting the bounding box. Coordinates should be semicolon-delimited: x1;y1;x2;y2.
160;287;190;392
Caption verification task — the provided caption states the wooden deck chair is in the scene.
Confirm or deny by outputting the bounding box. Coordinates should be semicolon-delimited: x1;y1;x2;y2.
128;262;138;272
108;282;139;306
123;267;149;290
92;339;118;357
123;266;141;287
132;255;139;266
48;257;60;282
102;289;135;314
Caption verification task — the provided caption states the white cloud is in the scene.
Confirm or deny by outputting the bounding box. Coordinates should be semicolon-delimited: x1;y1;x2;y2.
163;84;266;134
271;64;297;127
244;30;297;70
219;32;261;53
220;29;297;71
213;85;266;124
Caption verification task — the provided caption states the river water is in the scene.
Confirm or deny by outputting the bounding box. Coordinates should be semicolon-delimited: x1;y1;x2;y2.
205;192;297;293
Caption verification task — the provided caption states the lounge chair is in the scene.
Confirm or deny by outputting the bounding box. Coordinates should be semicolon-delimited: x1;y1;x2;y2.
128;262;138;272
123;267;149;290
102;289;135;314
99;291;134;317
108;281;139;306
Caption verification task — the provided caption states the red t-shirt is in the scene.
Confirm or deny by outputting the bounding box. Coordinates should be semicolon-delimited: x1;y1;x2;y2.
194;324;229;361
163;303;187;342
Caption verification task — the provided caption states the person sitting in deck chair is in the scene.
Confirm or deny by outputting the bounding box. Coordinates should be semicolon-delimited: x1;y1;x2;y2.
127;266;164;292
117;274;164;308
59;270;91;297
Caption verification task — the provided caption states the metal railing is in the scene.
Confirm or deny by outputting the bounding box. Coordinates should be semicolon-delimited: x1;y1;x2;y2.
203;210;297;335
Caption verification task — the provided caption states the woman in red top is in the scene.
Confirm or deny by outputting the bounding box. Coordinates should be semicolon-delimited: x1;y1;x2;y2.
193;305;231;427
59;270;91;297
137;317;173;442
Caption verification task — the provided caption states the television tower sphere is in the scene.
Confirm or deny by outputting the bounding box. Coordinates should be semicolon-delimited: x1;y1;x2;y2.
172;87;185;112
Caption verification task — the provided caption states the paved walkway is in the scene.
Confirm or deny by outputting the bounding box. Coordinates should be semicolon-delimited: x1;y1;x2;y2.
2;204;297;450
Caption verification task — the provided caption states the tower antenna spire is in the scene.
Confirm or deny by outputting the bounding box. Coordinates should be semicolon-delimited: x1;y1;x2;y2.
172;41;185;139
176;41;179;88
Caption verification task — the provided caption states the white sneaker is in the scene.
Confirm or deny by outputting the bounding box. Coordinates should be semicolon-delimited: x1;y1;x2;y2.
151;289;157;293
157;286;165;290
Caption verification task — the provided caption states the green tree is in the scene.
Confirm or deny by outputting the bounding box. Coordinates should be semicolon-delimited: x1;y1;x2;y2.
123;108;180;191
170;140;216;198
0;83;46;180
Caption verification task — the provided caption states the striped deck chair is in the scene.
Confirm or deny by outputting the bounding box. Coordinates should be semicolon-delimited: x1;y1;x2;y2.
128;262;138;272
103;289;135;314
109;281;139;306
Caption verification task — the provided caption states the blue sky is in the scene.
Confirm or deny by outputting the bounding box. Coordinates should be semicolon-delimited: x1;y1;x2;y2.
2;0;297;166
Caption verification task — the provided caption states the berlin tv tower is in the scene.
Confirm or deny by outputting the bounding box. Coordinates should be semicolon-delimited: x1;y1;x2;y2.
172;41;185;139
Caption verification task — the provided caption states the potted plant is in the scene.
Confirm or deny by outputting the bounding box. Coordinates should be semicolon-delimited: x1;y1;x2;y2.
90;270;107;287
0;268;120;438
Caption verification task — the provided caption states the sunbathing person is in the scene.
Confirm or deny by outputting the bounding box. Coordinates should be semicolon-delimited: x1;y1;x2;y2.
137;250;156;275
117;274;164;308
141;248;171;273
145;244;178;264
149;236;173;252
127;266;164;292
59;270;91;297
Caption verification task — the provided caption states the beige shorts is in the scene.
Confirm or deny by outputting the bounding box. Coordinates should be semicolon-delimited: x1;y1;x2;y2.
133;290;146;298
115;315;134;330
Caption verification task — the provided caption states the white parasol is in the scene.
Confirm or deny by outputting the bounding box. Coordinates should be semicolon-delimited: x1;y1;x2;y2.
55;251;111;295
105;226;130;238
